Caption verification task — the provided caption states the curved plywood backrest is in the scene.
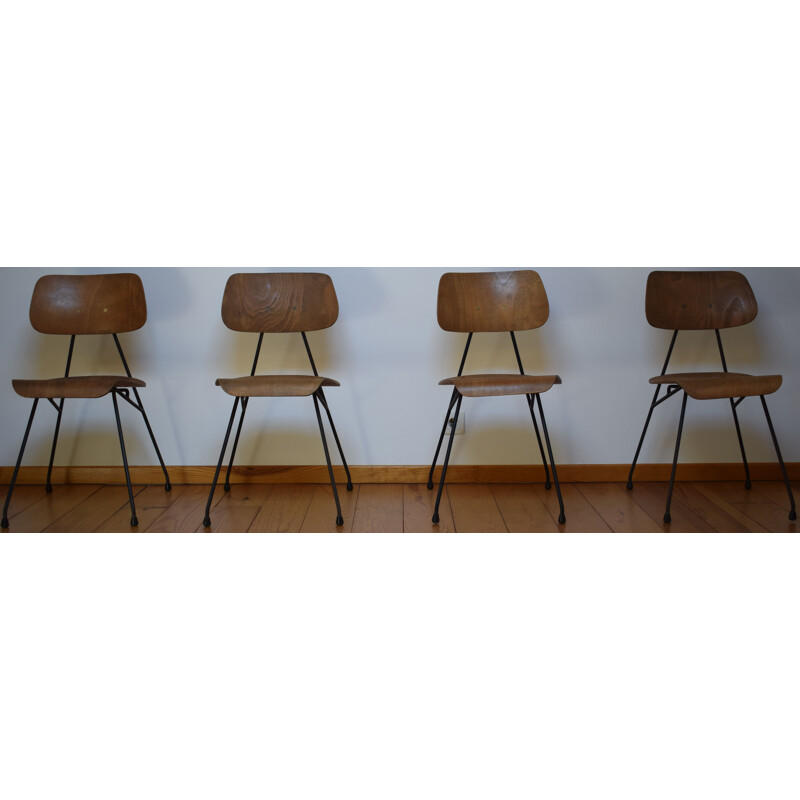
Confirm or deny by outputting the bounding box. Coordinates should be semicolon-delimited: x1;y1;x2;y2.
221;272;339;333
437;270;549;332
30;273;147;335
645;271;758;330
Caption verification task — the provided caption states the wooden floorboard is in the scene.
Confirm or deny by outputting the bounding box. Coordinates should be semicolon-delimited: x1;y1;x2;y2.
1;481;797;533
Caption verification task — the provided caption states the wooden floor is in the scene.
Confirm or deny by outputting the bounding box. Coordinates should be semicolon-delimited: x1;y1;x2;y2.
2;480;798;532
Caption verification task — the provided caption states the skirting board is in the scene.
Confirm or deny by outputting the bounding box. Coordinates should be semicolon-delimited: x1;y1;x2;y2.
1;463;799;485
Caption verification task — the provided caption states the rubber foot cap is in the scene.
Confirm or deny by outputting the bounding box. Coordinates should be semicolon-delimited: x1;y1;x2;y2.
45;484;53;493
346;483;353;492
427;482;433;490
165;482;172;492
336;515;344;526
1;518;8;528
626;482;633;491
202;517;211;527
663;514;672;524
545;482;552;490
432;513;440;524
131;517;139;527
745;481;752;490
224;483;231;492
558;513;566;524
790;510;797;521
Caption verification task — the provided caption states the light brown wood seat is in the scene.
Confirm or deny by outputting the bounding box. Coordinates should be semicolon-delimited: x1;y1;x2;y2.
650;372;782;400
628;269;795;525
216;375;341;397
440;374;562;398
12;375;146;399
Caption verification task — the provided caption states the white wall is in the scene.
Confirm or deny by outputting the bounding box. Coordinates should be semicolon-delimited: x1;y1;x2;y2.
1;267;798;470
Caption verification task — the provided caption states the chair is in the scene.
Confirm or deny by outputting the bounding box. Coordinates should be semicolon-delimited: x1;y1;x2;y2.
627;270;796;523
202;273;353;528
427;270;566;525
1;273;172;528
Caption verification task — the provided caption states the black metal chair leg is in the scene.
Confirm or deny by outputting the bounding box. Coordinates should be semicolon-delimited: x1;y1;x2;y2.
760;395;796;521
203;397;241;527
223;397;249;492
526;393;552;489
432;393;462;524
45;399;65;493
428;388;460;490
535;394;566;524
628;384;663;490
112;391;138;527
313;392;344;526
664;392;688;525
317;389;353;491
729;398;752;490
2;399;40;528
130;388;172;491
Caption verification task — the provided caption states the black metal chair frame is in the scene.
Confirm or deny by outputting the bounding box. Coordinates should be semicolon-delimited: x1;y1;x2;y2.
427;330;566;525
627;328;796;523
2;333;172;528
202;331;353;528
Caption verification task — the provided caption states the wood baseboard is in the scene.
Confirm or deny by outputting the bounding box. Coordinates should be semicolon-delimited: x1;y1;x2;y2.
1;463;798;485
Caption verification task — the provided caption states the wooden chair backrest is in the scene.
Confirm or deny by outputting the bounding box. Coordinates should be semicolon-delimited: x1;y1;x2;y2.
30;273;147;335
437;270;549;332
221;272;339;333
645;271;758;330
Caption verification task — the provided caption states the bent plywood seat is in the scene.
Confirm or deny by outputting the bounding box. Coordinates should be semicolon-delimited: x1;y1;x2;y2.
628;270;795;524
202;272;353;529
2;273;171;529
427;270;566;526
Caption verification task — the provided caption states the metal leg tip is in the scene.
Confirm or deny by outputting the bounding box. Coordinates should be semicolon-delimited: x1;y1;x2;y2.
663;514;671;524
45;484;53;493
223;483;231;492
432;513;440;524
426;482;434;490
545;481;552;490
790;510;797;521
1;518;8;528
165;482;172;492
745;481;752;490
346;483;353;492
130;517;139;527
202;517;211;527
558;513;566;525
626;481;633;491
336;515;344;527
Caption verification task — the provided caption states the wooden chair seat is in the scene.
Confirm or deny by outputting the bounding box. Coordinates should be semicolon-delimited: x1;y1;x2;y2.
650;372;782;400
439;374;562;398
12;375;146;399
215;375;341;398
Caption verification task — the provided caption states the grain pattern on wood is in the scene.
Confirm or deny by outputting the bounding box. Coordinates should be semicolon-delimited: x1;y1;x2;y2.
491;484;560;533
221;273;338;333
532;483;612;533
197;504;262;533
95;484;184;532
670;484;767;533
5;485;104;532
146;486;218;532
248;484;316;533
351;484;404;533
12;376;146;399
645;271;757;331
446;484;507;533
577;483;662;533
651;373;781;400
440;374;561;398
300;484;360;532
403;484;455;532
29;273;147;335
215;375;339;397
622;482;715;533
0;485;49;518
705;482;797;533
437;271;549;332
44;485;145;532
690;483;777;533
